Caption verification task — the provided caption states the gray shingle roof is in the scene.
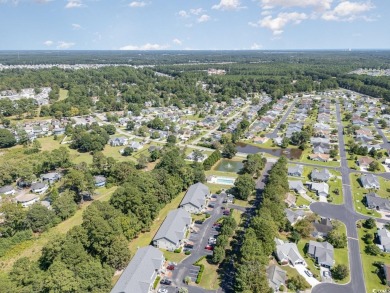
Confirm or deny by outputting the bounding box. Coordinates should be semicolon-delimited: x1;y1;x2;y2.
111;245;164;293
366;193;390;211
267;265;286;290
0;185;14;193
275;239;304;264
153;208;191;245
308;241;334;267
311;168;331;182
180;182;209;209
361;174;380;189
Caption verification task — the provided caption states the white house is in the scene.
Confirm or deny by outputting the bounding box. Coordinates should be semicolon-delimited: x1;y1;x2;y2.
31;182;49;194
15;193;39;207
0;185;16;196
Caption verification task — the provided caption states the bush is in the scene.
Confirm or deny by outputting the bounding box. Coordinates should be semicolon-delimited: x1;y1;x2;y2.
174;247;182;253
203;150;221;170
185;250;191;255
205;214;211;218
193;256;206;284
153;276;161;289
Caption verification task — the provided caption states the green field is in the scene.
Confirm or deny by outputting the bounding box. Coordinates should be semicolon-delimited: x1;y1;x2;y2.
59;89;69;101
333;222;350;284
358;223;390;292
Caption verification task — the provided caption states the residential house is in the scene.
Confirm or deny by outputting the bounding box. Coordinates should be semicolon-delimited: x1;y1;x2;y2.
253;137;269;144
288;180;306;194
377;228;390;253
357;156;374;168
275;238;306;266
153;208;191;251
309;182;330;198
284;193;296;208
365;193;390;212
309;154;330;162
311;137;330;145
110;245;164;293
0;185;16;195
94;175;106;187
110;137;129;147
15;193;39;207
311;168;332;182
31;182;49;194
360;174;380;189
307;241;334;268
129;141;143;151
312;218;333;238
186;151;208;162
288;165;303;177
266;265;286;292
384;265;390;286
179;182;210;214
40;172;61;184
285;208;305;226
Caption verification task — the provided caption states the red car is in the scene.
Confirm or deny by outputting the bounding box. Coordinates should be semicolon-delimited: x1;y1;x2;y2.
205;245;214;251
213;222;222;227
167;265;175;270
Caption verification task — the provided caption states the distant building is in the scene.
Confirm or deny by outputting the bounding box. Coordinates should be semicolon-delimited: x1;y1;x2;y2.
365;193;390;212
40;172;61;184
307;241;334;268
275;238;306;266
288;180;306;194
311;168;332;182
0;185;16;196
15;193;39;207
94;175;106;187
266;265;286;292
31;182;49;194
288;165;303;177
179;182;210;214
360;174;380;189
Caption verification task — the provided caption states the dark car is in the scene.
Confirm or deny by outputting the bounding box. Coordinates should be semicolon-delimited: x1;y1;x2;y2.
223;210;230;216
160;279;172;285
209;203;215;208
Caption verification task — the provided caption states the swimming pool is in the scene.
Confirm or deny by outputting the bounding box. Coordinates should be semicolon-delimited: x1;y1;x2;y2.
215;177;235;185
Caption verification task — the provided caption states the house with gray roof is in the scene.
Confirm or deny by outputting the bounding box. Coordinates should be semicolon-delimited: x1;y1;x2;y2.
311;168;332;182
40;172;61;184
288;180;306;194
378;228;390;253
307;241;334;268
31;182;49;194
266;265;286;292
180;182;210;214
153;208;191;251
110;137;129;147
275;238;306;266
309;182;329;198
288;165;303;177
312;218;333;238
111;245;164;293
365;193;390;212
0;185;16;196
285;208;305;226
360;174;380;189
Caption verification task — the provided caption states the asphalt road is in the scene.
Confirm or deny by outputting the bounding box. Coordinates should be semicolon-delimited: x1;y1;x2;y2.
311;102;367;293
266;100;296;139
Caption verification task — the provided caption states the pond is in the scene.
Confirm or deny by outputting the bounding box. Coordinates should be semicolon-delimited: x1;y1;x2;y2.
215;159;244;173
236;142;302;160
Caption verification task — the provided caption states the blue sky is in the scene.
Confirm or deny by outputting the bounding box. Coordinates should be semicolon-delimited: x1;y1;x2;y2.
0;0;388;50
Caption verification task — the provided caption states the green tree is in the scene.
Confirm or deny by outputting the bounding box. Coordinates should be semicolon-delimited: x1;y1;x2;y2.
294;219;314;238
242;154;265;177
126;121;135;130
0;128;17;148
212;245;226;264
122;147;133;156
287;275;310;291
26;204;57;233
167;134;177;144
52;191;78;220
365;244;382;256
222;141;237;159
331;264;349;280
327;228;347;248
364;218;376;229
234;174;255;200
106;236;132;270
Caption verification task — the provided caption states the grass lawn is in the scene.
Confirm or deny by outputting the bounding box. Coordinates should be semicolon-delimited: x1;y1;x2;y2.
299;148;340;167
205;170;238;179
333;222;350;284
328;176;344;205
283;265;311;291
357;223;390;293
205;183;232;194
377;177;390;198
0;186;117;272
231;209;243;226
38;136;62;151
296;195;311;207
128;191;186;254
196;258;220;290
349;173;381;218
162;250;188;264
59;89;69;101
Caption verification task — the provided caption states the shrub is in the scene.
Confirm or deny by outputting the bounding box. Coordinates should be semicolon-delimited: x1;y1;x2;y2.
185;250;191;255
193;256;206;284
174;247;182;253
153;276;161;289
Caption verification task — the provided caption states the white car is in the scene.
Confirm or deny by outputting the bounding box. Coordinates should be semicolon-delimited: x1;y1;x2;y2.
158;289;168;293
208;237;216;245
305;270;313;277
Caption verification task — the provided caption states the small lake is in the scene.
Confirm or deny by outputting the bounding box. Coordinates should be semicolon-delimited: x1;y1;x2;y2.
215;159;244;173
236;142;302;160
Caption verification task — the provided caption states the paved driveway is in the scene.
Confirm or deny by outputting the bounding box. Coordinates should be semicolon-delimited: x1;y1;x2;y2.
295;264;320;287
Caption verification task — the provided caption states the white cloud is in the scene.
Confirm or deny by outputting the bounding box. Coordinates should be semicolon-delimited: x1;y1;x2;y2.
43;40;53;46
72;23;82;30
57;41;75;49
65;0;84;9
322;1;374;21
120;43;169;50
212;0;245;11
129;1;146;8
250;43;262;49
173;38;182;45
197;14;211;23
34;0;53;3
190;8;205;15
260;0;333;11
253;12;307;35
178;10;189;18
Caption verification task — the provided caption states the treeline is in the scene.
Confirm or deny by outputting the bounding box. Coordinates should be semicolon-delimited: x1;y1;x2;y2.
203;150;221;170
234;157;289;293
211;216;237;264
338;75;390;100
1;146;206;292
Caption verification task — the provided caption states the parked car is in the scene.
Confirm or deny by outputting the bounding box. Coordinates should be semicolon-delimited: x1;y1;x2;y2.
223;210;230;216
323;271;331;278
208;237;216;245
305;270;313;277
167;265;175;270
213;222;222;227
209;203;215;208
205;245;214;251
158;289;168;293
160;279;172;285
211;194;217;198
